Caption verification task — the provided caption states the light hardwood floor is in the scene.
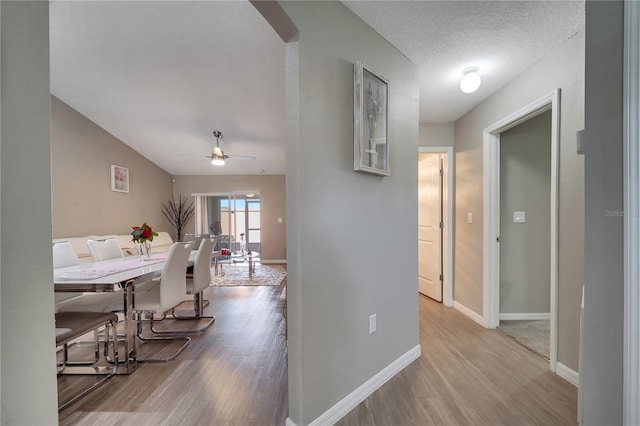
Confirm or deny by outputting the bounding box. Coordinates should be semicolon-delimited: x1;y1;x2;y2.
59;286;576;426
58;280;289;425
338;295;577;426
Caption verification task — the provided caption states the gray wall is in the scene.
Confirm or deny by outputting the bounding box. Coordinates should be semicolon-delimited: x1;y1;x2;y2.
1;1;59;423
581;1;624;424
499;111;551;314
274;2;420;424
419;122;454;147
454;30;585;371
51;96;173;238
172;175;286;262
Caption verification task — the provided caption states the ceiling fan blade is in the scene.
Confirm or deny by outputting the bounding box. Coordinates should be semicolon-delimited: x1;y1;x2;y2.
225;154;256;160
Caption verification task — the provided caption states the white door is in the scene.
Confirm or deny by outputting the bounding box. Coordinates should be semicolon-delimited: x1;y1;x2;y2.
418;153;443;301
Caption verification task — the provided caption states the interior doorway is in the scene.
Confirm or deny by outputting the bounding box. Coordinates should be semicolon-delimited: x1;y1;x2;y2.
497;110;552;360
483;89;560;371
418;146;453;306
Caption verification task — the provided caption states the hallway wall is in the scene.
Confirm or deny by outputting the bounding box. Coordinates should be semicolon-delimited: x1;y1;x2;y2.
454;30;585;371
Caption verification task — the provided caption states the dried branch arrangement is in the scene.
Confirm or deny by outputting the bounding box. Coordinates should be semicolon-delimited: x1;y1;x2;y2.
161;195;195;242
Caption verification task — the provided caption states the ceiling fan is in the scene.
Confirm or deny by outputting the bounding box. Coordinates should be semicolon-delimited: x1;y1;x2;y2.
208;130;256;166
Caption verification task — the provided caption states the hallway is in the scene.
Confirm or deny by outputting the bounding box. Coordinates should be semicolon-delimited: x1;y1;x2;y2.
339;295;577;425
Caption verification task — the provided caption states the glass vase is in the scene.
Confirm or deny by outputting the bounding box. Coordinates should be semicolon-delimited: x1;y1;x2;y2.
140;241;152;259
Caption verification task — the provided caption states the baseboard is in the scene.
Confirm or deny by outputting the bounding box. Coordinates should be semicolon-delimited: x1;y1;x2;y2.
306;344;421;426
555;362;579;388
453;301;486;327
499;313;550;321
260;259;287;265
285;418;299;426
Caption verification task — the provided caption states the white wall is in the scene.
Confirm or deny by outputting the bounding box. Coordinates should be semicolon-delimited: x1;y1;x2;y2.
273;2;420;424
454;30;585;371
419;122;454;147
581;1;624;423
1;1;59;423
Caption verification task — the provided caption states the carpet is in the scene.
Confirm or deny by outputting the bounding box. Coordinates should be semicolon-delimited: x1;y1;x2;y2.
210;262;286;287
498;320;550;359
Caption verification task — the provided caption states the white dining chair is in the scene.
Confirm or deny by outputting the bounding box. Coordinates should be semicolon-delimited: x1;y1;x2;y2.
171;236;216;332
133;241;194;363
86;238;124;262
53;241;81;269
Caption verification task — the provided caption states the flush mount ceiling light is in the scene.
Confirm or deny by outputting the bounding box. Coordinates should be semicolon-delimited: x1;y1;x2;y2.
460;67;481;94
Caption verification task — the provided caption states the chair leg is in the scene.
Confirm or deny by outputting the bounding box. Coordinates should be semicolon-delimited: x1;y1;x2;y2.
58;319;119;412
169;292;216;334
135;315;191;363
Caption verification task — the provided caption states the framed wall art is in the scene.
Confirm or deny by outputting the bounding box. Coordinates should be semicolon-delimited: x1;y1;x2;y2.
111;164;129;193
354;61;390;176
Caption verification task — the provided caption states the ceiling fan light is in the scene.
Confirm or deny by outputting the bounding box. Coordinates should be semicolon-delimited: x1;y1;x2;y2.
211;158;225;166
460;67;481;94
212;146;224;157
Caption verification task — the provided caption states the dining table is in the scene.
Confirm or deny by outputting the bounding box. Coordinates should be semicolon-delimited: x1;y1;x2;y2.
53;250;218;374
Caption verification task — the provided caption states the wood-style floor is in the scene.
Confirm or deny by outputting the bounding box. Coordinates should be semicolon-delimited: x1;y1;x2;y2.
338;295;577;426
59;286;577;426
58;281;289;425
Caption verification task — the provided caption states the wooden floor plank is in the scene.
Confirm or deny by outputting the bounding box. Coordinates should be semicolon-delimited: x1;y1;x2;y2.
59;286;576;426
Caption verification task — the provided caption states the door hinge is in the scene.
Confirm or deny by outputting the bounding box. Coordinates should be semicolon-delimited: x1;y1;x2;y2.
439;169;444;177
439;274;444;282
439;221;444;230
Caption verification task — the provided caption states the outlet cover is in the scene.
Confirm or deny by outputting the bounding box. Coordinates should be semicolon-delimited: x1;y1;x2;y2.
369;314;377;334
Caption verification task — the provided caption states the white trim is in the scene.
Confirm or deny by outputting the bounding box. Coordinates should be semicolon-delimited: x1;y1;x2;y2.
482;89;560;373
307;345;421;426
418;146;454;307
260;259;287;264
453;301;486;327
556;362;579;388
285;419;299;426
624;1;640;424
499;313;550;321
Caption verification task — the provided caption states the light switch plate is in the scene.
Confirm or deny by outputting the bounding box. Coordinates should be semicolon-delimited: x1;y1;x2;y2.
514;211;526;223
467;212;473;224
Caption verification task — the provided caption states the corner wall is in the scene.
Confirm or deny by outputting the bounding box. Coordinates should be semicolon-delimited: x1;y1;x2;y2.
581;1;624;423
454;30;585;371
277;2;420;424
50;96;173;238
1;2;59;423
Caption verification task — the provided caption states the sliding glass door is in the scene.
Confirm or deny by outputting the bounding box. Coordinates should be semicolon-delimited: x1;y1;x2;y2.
195;193;261;257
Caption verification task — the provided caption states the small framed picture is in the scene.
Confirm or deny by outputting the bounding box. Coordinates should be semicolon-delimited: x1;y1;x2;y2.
111;165;129;193
354;61;390;176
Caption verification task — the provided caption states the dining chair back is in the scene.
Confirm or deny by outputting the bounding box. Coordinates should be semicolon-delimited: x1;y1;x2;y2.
190;237;215;294
183;233;210;250
86;238;124;262
156;241;193;313
53;242;80;269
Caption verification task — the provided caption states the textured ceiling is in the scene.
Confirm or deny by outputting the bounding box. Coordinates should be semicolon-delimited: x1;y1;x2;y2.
344;0;585;123
50;1;584;176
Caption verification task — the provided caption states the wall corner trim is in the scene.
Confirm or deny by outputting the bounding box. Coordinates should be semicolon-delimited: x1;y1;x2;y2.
556;362;579;388
453;301;487;327
308;345;422;426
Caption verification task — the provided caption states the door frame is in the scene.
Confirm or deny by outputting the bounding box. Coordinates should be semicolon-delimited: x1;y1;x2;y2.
624;0;640;422
482;89;560;372
419;146;453;307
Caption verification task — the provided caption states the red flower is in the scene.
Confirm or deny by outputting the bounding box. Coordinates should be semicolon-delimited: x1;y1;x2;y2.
131;222;158;244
